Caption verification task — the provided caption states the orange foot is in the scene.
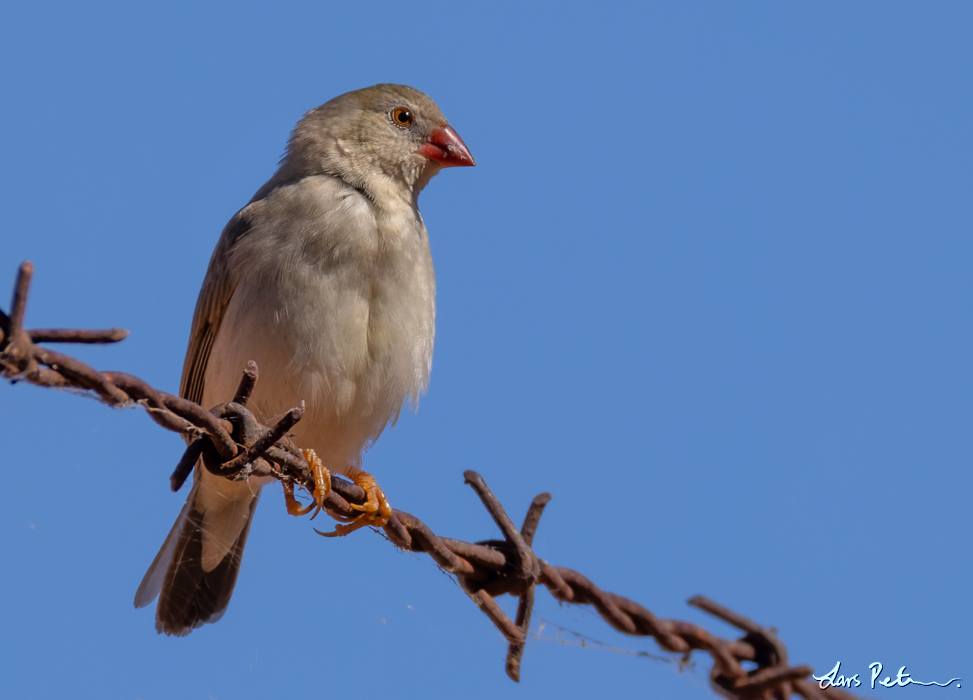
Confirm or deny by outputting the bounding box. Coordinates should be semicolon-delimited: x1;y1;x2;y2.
283;449;332;520
314;470;392;538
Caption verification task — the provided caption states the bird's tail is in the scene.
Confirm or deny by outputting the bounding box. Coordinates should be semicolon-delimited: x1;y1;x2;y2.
134;478;260;636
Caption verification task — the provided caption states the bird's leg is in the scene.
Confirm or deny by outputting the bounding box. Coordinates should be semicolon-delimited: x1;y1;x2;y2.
314;470;391;538
283;449;331;519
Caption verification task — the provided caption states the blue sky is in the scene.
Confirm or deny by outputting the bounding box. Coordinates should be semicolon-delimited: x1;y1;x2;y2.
1;2;970;698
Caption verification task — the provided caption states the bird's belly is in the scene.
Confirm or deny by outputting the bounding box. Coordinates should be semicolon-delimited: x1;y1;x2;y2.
203;260;433;474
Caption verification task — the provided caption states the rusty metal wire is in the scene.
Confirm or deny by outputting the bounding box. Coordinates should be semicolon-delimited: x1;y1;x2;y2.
1;261;867;699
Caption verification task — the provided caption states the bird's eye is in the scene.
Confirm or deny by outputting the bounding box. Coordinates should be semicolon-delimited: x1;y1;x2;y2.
391;107;414;126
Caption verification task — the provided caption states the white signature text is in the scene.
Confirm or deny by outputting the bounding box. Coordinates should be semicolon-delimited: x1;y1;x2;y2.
813;661;961;690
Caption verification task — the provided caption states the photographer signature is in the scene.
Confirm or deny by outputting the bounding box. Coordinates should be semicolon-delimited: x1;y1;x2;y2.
813;661;961;690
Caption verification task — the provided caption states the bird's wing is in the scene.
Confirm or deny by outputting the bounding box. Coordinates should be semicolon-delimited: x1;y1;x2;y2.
180;208;256;405
134;203;262;618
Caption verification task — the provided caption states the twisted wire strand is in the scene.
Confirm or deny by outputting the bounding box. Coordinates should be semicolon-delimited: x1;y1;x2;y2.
1;261;866;698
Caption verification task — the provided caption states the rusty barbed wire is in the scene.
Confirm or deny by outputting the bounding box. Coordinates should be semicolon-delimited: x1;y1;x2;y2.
1;261;866;699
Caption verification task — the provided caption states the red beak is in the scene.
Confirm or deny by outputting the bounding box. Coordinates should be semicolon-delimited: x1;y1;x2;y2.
417;125;475;168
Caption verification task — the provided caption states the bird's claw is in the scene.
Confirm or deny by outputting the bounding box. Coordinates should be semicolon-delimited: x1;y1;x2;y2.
314;471;391;537
283;449;331;519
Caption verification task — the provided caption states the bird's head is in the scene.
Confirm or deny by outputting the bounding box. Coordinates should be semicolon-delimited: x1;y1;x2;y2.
279;83;474;202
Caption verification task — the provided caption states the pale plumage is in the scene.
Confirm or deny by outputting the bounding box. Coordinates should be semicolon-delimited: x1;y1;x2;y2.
134;84;473;635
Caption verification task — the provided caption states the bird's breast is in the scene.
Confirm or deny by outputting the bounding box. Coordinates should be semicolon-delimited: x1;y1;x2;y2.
210;177;435;466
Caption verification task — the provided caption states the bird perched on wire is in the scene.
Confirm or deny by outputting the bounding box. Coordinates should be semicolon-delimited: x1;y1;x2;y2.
134;84;474;636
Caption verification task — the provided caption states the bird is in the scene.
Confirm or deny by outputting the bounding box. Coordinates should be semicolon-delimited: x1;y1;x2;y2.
133;84;474;636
